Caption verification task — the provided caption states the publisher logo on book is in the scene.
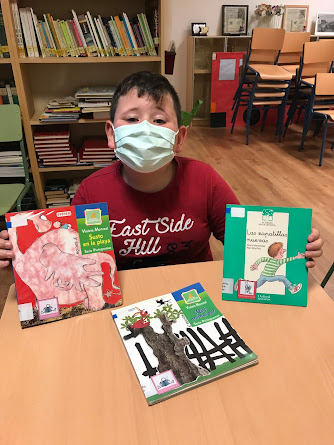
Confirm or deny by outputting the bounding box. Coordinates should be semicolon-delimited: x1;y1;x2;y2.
84;209;102;226
181;289;201;305
260;209;275;226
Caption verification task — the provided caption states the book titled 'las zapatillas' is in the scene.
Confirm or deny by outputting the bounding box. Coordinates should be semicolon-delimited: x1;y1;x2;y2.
112;282;258;405
222;205;312;306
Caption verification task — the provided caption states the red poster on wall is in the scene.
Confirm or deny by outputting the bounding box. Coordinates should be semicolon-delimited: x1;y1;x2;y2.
210;52;245;127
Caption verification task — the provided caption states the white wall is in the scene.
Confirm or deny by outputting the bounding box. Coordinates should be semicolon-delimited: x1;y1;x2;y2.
163;0;334;108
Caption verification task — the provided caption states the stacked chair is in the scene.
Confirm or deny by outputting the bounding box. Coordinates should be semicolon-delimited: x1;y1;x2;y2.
231;28;293;145
277;32;311;78
284;39;334;139
297;73;334;166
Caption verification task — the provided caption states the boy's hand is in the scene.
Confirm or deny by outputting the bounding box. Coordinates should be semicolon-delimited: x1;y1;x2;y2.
0;230;14;270
295;252;306;260
305;228;323;269
250;263;258;271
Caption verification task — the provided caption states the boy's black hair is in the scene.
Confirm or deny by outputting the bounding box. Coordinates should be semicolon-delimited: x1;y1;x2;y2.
110;71;182;126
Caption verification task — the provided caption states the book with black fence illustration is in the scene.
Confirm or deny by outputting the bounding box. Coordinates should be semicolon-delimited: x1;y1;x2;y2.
112;282;258;405
222;205;312;306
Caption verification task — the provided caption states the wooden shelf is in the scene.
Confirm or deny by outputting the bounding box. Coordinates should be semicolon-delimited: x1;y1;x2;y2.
0;57;11;64
20;56;161;64
39;165;103;172
30;112;108;125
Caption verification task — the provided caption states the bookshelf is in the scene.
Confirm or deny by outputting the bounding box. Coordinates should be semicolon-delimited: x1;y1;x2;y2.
187;36;251;126
1;0;164;208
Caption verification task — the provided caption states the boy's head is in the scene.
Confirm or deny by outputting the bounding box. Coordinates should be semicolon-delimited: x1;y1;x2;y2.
110;71;182;127
268;242;286;259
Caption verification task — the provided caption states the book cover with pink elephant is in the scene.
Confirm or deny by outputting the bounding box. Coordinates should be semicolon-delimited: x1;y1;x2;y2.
6;202;122;328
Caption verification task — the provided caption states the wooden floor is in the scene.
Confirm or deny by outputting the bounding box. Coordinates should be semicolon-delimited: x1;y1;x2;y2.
0;123;333;318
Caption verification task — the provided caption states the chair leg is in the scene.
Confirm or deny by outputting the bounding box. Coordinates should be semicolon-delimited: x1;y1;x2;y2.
231;95;242;133
319;117;328;166
298;98;312;151
298;112;312;151
261;107;269;131
295;106;303;124
321;263;334;288
313;118;323;137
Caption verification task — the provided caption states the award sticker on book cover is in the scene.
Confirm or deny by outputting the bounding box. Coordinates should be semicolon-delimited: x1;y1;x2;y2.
237;280;257;299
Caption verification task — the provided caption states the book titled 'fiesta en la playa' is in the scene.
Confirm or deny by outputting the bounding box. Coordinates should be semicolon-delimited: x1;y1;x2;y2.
222;205;312;307
112;282;258;405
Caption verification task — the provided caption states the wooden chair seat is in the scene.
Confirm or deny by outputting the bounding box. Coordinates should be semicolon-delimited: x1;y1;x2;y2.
248;64;293;81
302;77;315;85
254;91;285;98
313;109;334;120
257;82;289;88
280;64;299;76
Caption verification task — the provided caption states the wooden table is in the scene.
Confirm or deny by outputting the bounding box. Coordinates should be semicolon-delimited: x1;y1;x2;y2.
0;260;334;445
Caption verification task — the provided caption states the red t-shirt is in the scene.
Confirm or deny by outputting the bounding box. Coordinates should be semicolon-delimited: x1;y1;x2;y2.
72;157;239;270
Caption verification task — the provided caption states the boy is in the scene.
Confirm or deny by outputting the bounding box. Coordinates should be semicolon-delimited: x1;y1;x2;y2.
0;71;323;270
250;242;305;294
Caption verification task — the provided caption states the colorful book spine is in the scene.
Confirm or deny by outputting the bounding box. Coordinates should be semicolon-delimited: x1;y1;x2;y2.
70;19;86;56
19;8;34;58
142;13;157;56
114;16;132;56
109;17;125;56
72;10;88;56
122;13;140;56
43;14;57;56
11;1;25;58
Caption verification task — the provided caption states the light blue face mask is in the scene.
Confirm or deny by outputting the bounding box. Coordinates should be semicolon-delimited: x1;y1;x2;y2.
113;120;179;173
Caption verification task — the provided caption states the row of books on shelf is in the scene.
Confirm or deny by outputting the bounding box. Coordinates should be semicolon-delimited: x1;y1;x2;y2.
0;80;19;105
0;7;9;58
0;142;26;177
39;87;115;123
12;2;158;59
34;128;116;167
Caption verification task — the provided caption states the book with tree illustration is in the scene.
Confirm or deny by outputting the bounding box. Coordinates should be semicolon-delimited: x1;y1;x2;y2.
112;282;258;405
222;205;312;306
5;202;122;328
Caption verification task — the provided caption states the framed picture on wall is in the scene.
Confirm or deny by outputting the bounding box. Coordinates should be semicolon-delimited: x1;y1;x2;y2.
315;12;334;36
283;5;309;32
222;5;248;36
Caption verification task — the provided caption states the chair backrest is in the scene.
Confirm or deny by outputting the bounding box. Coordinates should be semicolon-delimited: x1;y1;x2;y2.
0;104;22;142
249;28;286;64
278;32;310;64
315;73;334;96
0;104;29;183
300;41;333;78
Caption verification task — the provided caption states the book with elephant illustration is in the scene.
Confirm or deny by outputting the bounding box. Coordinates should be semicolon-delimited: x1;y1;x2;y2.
112;282;258;405
222;205;312;306
5;203;122;328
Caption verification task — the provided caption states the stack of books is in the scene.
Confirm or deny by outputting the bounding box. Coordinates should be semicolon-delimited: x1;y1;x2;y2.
34;128;78;167
44;178;70;207
68;179;81;202
11;2;158;58
76;87;116;120
78;137;116;167
0;146;25;177
39;97;80;123
0;80;19;105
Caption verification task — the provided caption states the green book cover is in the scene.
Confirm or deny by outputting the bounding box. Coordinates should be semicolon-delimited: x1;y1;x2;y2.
222;205;312;307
